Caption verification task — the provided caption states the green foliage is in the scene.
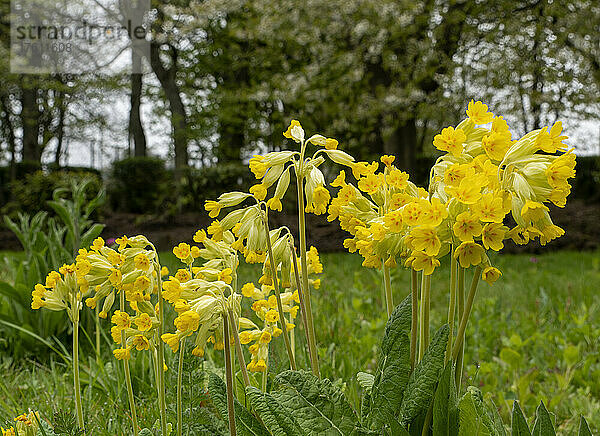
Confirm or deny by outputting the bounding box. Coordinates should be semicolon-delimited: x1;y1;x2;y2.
1;170;102;217
0;179;104;357
108;157;170;214
367;295;411;429
433;364;459;436
52;409;84;436
399;324;449;426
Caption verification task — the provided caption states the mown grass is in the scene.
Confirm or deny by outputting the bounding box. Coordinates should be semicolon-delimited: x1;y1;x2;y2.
1;249;599;434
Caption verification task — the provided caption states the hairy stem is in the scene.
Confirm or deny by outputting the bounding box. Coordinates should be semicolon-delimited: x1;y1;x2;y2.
445;255;457;364
383;262;393;318
177;338;185;436
289;239;313;366
229;309;250;388
72;318;85;433
418;273;431;361
452;266;482;360
120;291;138;436
223;313;237;436
410;269;419;371
156;265;168;435
296;172;320;377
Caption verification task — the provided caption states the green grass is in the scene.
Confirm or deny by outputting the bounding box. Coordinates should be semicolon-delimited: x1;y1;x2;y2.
1;250;599;433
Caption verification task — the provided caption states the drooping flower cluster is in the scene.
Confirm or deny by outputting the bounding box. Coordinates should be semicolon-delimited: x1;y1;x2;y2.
76;235;164;360
329;101;576;283
1;411;39;436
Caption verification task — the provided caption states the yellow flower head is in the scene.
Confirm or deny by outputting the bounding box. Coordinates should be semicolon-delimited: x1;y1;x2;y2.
173;243;191;261
325;138;339;150
265;309;279;323
161;333;180;352
283;119;304;143
482;266;502;284
91;237;105;251
135;313;153;332
381;155;395;167
132;334;150;351
466;100;494;125
113;347;131;360
453;241;485;268
453;212;483;242
174;310;201;332
481;223;507;251
433;126;466;157
111;310;131;329
204;200;222;218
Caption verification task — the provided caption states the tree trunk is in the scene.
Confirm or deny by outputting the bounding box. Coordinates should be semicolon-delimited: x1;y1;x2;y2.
130;50;147;157
54;92;65;167
149;42;188;169
21;77;41;163
384;118;417;174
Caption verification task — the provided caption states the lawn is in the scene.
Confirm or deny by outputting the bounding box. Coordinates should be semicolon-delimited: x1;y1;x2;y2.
1;249;599;434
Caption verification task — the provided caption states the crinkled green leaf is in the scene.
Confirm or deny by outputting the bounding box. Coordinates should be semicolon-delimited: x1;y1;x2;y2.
369;296;412;428
511;401;531;436
399;324;449;425
531;401;555;436
273;370;359;435
486;399;507;436
356;372;374;395
246;386;304;436
207;373;270;436
578;416;592;436
458;388;493;436
433;363;459;436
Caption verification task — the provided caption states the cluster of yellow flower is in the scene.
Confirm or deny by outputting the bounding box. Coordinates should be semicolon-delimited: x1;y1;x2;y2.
1;411;39;436
326;100;575;282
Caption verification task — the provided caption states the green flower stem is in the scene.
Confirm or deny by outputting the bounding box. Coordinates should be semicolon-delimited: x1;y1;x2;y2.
223;313;237;436
455;266;465;390
452;266;482;360
155;266;168;436
288;239;312;360
410;269;418;371
383;262;393;318
418;273;431;361
119;292;138;436
296;172;320;377
229;309;251;388
95;305;101;365
445;255;458;364
262;215;296;370
177;338;185;436
72;317;85;433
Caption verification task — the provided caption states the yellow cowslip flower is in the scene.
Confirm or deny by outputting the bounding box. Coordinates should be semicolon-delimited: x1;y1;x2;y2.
358;172;383;195
466;100;494;124
381;155;395;167
132;334;150;351
267;197;283;211
482;266;502;284
540;224;564;246
433;126;466;157
369;222;386;241
402;201;424;227
174;311;201;332
421;198;448;227
265;310;279;323
91;237;105;251
175;269;191;283
283;119;304;143
45;270;61;288
250;183;268;201
111;325;122;344
218;268;233;284
325;138;339;150
407;251;440;275
75;259;92;278
59;263;76;275
307;246;323;274
173;242;191;261
390;192;413;209
1;427;15;436
113;347;131;360
134;253;150;271
481;223;508;251
115;235;129;251
472;192;505;223
453;241;485;268
249;155;268;179
387;169;410;189
546;121;568;152
207;220;224;242
409;227;441;256
161;333;181;352
133;275;151;292
111;310;131;329
384;210;403;232
546;154;576;188
254;359;267;372
193;229;208;244
453;212;483;242
482;131;511;161
444;163;475;187
521;200;549;223
108;268;122;287
192;346;204;357
331;170;347;188
204;200;222;218
445;175;486;204
135;313;153;331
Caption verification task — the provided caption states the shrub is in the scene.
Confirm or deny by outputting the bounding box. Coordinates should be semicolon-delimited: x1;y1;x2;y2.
108;156;170;213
